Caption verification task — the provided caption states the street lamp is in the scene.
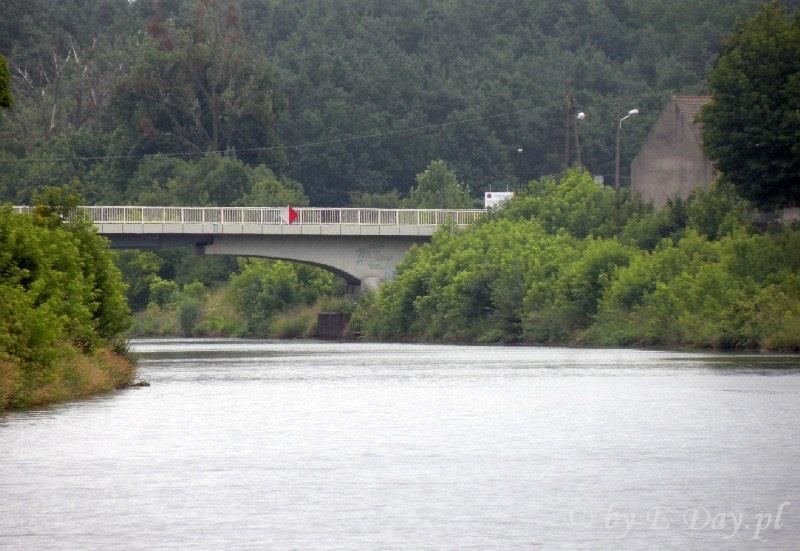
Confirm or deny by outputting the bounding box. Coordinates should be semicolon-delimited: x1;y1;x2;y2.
514;146;524;183
575;112;586;167
614;108;639;190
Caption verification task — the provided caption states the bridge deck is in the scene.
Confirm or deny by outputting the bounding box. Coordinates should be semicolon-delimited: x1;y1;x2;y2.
11;205;487;287
13;206;485;237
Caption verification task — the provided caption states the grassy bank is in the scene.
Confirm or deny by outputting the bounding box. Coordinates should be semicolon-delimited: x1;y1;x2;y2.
129;281;354;340
1;344;136;411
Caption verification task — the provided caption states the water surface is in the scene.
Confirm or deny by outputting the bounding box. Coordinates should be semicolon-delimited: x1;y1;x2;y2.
2;340;799;549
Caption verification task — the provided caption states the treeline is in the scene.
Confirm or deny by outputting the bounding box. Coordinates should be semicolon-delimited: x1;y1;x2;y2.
1;0;791;206
0;197;133;411
353;170;800;350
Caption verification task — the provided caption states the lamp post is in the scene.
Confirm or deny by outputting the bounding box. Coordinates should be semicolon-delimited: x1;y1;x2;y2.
574;111;586;168
614;108;639;190
514;146;524;181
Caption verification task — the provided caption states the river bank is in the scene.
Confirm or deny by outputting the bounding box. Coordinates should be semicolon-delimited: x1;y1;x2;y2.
0;344;135;412
127;313;800;354
0;202;134;413
128;287;354;340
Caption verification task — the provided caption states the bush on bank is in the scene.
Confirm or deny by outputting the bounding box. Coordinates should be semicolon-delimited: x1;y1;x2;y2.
128;260;350;338
354;170;800;351
0;202;133;411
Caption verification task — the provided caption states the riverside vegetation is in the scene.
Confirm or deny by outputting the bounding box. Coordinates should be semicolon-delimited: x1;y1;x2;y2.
2;2;799;351
352;170;800;351
126;167;800;351
0;198;134;411
128;259;352;339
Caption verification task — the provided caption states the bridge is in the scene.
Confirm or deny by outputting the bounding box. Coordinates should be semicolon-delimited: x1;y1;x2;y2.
20;206;485;290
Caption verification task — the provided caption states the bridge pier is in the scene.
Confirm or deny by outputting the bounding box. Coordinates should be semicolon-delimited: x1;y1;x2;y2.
359;276;382;291
344;277;382;295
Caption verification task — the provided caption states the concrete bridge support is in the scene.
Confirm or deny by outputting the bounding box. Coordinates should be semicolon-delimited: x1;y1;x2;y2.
198;234;426;291
103;233;426;291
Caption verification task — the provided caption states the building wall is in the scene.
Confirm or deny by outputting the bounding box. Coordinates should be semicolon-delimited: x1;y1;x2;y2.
631;100;716;208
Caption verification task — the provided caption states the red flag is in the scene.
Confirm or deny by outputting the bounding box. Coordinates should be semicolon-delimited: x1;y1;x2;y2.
287;205;299;224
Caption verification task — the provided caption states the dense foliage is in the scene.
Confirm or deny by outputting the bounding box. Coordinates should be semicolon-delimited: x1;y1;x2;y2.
128;259;346;338
2;1;799;352
99;153;309;311
354;170;800;350
700;2;800;208
0;54;11;113
110;1;286;168
401;160;475;209
228;259;343;334
0;202;133;410
2;0;795;206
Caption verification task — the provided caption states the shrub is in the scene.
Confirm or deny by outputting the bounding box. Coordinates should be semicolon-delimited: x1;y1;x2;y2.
355;171;800;351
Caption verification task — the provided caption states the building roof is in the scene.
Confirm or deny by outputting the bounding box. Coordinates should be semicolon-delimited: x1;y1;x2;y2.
673;95;711;144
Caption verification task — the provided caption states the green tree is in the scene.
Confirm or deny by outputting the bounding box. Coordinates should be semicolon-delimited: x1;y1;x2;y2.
235;166;308;207
349;190;402;208
700;2;800;208
228;259;340;334
109;0;284;167
148;277;179;307
113;250;163;310
503;168;633;238
0;54;12;113
402;160;474;209
0;197;130;406
124;154;308;206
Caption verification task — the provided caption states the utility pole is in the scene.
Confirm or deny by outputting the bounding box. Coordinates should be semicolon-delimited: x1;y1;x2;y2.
564;94;574;169
614;121;622;191
574;112;585;168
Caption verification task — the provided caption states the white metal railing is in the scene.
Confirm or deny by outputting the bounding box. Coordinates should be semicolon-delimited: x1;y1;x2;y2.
16;206;485;226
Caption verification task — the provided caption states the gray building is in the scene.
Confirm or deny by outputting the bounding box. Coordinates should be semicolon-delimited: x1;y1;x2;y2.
631;96;716;207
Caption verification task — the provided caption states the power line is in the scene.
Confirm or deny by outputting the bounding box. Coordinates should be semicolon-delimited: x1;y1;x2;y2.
0;107;539;165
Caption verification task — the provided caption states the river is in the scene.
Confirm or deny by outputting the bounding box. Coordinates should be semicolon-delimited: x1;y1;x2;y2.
1;339;799;549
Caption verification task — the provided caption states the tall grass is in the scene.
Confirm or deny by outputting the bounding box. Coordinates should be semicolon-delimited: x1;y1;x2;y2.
1;344;136;412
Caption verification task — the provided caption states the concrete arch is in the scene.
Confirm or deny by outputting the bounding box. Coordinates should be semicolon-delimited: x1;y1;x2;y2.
199;234;426;290
104;233;427;291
